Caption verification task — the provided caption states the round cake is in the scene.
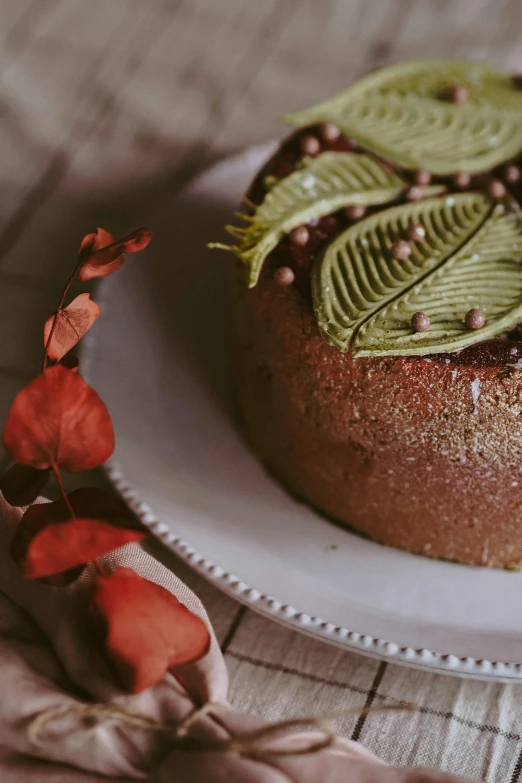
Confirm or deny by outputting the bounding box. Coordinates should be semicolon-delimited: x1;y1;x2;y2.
213;60;522;569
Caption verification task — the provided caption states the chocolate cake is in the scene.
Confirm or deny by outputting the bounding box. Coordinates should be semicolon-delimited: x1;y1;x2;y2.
212;60;522;568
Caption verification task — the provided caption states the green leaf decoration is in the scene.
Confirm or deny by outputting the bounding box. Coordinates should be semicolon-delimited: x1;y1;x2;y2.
312;192;522;356
209;151;444;287
283;60;522;175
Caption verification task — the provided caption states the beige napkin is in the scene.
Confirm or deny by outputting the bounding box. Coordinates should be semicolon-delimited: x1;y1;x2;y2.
0;494;477;782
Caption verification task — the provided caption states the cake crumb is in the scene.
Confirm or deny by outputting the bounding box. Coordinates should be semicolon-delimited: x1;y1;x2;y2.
471;378;481;414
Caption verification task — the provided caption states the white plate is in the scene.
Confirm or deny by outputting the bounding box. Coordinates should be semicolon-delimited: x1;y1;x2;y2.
84;144;522;682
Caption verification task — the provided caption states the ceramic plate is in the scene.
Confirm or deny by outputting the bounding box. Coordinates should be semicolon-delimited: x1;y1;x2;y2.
83;144;522;682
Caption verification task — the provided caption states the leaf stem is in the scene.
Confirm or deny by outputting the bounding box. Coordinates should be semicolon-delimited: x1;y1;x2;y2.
94;559;106;577
42;259;83;372
50;464;106;577
50;462;75;517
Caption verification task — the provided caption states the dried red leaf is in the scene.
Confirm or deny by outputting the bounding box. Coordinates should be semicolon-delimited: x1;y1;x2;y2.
91;567;210;693
0;463;50;506
79;227;152;282
12;488;143;583
78;227;114;262
3;365;114;471
23;519;144;579
44;293;101;362
78;227;121;280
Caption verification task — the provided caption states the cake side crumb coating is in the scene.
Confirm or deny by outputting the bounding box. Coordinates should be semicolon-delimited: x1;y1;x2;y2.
233;256;522;568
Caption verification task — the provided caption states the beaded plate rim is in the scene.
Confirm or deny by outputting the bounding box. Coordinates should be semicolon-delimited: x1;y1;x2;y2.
105;459;522;682
85;143;522;684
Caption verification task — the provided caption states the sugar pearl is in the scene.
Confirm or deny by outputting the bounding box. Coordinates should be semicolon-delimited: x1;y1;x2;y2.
454;172;471;189
289;225;309;246
345;204;367;221
465;308;486;330
414;169;431;186
445;84;469;105
405;185;424;202
299;135;321;155
407;222;426;241
488;179;506;199
319;122;341;143
274;266;295;286
391;239;412;261
504;164;522;184
411;312;431;332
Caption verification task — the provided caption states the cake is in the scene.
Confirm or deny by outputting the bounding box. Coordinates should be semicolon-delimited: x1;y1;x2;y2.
212;60;522;569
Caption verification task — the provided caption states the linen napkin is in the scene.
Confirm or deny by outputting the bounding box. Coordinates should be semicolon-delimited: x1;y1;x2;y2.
0;494;478;782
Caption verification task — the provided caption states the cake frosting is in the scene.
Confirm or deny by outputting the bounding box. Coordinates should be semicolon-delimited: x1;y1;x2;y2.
212;59;522;568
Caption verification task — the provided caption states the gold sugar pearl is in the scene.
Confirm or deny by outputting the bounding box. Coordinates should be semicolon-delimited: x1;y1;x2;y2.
407;222;426;242
299;135;321;156
414;169;431;186
504;165;521;184
319;122;341;143
405;186;424;202
444;84;469;105
488;179;506;199
345;204;367;221
289;225;310;246
274;266;295;286
454;172;471;189
411;312;431;332
391;239;412;261
465;308;486;330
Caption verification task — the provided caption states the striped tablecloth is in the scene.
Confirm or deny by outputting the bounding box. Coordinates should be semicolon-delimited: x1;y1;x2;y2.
1;1;522;780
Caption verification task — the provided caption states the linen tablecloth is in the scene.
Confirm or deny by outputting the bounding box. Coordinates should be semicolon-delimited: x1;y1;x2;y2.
1;1;522;780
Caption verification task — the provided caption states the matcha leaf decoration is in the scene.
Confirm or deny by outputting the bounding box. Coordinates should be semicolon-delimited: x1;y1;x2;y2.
210;151;443;287
313;193;522;356
284;60;522;174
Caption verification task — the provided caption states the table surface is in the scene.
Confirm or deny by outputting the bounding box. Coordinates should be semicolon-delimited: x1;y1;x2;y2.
1;1;522;780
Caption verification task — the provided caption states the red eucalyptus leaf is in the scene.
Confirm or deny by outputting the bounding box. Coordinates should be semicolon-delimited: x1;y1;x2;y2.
79;227;152;282
11;488;144;584
88;227;152;263
79;256;124;282
91;567;210;693
79;227;114;262
2;365;114;471
44;293;101;362
22;519;144;579
0;463;50;507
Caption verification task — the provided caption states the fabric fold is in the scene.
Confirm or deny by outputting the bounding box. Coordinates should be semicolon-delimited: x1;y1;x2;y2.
0;496;476;782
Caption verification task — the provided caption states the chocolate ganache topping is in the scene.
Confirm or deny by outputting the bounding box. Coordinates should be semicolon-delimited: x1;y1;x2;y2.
211;59;522;358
